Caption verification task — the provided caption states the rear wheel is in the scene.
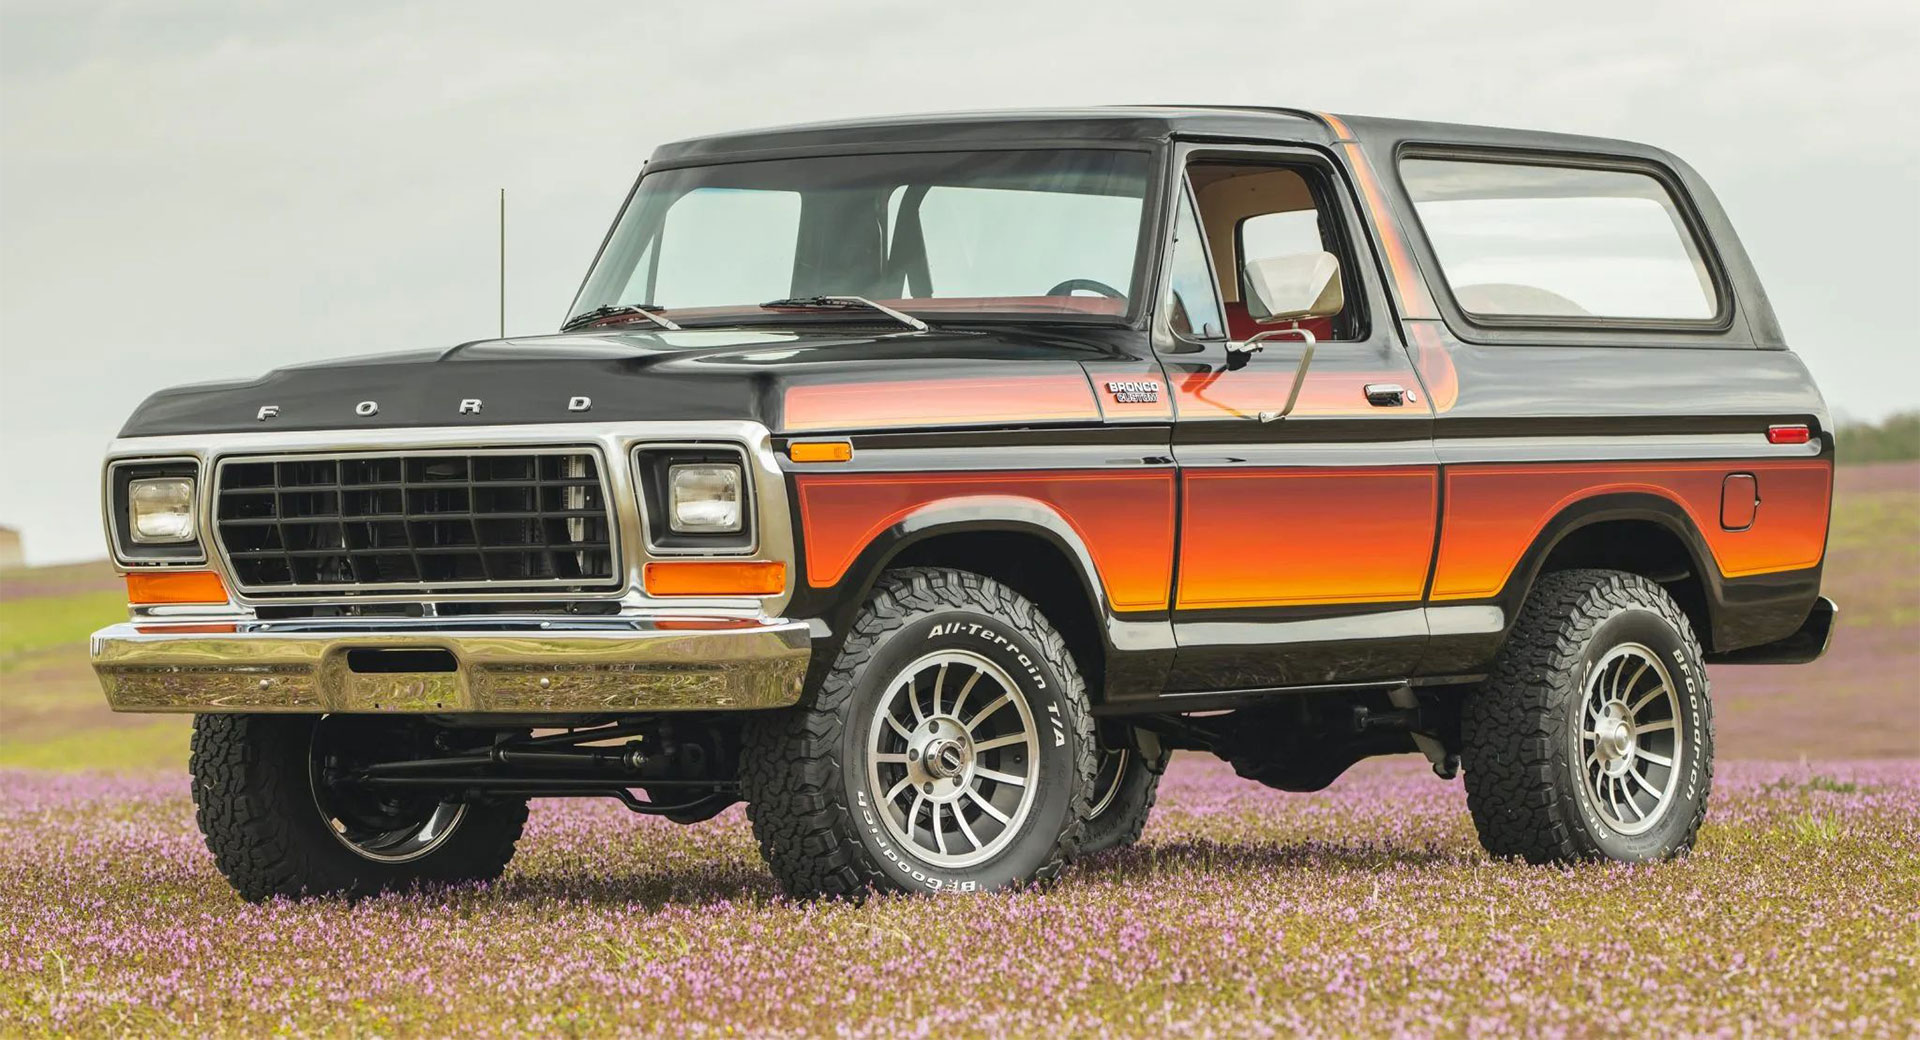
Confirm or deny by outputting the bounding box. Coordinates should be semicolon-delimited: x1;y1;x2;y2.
1462;569;1713;864
190;714;527;901
741;567;1097;897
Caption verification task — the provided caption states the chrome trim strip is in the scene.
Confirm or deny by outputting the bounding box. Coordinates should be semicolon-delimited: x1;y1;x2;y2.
90;617;810;714
1433;432;1821;465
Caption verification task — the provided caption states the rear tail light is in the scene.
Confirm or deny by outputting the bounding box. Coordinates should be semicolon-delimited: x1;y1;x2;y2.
1766;424;1811;445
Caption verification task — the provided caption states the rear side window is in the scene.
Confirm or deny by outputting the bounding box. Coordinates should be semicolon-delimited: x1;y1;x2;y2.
1399;158;1718;322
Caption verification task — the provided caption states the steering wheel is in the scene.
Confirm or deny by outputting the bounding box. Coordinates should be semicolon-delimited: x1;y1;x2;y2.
1045;278;1127;299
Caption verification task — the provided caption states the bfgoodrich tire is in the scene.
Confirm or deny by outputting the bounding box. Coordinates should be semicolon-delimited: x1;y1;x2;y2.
741;567;1097;898
1462;569;1714;865
190;713;528;902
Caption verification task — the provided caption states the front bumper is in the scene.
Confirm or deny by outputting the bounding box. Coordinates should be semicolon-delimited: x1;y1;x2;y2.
91;617;811;714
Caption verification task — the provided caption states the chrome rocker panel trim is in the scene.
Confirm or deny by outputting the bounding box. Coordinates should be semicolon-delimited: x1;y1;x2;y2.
91;617;810;715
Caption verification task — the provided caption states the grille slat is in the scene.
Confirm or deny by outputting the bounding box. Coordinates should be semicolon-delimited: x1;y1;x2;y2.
215;451;618;594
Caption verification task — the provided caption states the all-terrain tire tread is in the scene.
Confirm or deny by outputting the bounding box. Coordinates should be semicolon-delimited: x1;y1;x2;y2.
740;567;1096;898
190;714;528;901
1460;568;1714;864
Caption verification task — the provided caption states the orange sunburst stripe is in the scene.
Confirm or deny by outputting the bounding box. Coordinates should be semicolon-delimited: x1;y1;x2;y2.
1432;460;1833;600
783;375;1099;432
795;471;1177;610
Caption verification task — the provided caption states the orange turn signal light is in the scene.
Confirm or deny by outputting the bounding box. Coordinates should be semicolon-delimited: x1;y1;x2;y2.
787;440;853;464
126;570;229;605
643;560;786;597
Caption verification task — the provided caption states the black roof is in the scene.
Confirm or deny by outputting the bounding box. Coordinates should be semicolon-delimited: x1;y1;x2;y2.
648;106;1674;167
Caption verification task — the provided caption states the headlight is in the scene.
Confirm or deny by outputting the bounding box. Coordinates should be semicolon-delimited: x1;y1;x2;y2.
128;477;197;544
668;464;742;533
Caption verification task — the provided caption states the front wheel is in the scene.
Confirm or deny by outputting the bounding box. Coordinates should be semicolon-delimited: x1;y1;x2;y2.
741;568;1097;897
1462;569;1714;865
1080;739;1168;854
190;714;528;901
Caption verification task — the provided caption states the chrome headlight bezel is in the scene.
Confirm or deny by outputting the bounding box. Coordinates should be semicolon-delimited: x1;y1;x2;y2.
633;444;757;555
106;458;206;564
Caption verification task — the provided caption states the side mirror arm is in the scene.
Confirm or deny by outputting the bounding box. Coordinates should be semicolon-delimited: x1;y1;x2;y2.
1236;327;1317;422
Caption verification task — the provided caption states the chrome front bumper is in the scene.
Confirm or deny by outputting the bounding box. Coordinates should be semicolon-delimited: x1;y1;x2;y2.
91;617;811;715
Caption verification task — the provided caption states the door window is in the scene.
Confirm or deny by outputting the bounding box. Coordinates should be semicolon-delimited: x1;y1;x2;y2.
1164;188;1225;340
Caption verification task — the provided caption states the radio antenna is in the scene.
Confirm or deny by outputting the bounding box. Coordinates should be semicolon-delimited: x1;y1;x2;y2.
497;188;506;338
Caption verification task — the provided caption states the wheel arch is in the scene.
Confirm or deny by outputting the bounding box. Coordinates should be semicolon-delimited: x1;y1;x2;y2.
800;495;1117;699
1497;491;1727;651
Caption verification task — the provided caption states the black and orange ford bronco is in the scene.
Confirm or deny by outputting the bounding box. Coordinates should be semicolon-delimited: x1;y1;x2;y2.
93;108;1836;900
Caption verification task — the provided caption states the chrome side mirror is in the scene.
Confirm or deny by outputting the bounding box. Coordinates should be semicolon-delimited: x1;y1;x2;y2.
1244;251;1344;323
1225;251;1346;421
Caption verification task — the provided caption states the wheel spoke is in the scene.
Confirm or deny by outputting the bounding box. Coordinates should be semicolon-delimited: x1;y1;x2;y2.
1627;767;1662;799
885;713;913;740
1636;748;1674;767
931;803;949;855
972;732;1028;753
1619;658;1650;703
948;670;983;721
872;752;909;765
1629;683;1669;715
909;675;927;724
965;787;1011;824
931;662;948;717
908;792;928;830
885;776;913;804
953;805;983;850
1636;719;1676;733
967;692;1012;731
974;766;1028;788
1622;783;1646;820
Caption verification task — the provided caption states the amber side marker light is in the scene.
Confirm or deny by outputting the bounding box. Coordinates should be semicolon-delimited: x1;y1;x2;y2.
1767;424;1812;445
126;570;229;605
788;440;853;464
643;560;787;597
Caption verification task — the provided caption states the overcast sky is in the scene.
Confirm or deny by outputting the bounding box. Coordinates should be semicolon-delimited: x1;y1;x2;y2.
2;0;1916;565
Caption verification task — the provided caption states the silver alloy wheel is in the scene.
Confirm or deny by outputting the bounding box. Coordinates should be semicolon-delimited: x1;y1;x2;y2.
308;729;467;864
1577;643;1685;836
864;649;1040;869
1089;749;1131;818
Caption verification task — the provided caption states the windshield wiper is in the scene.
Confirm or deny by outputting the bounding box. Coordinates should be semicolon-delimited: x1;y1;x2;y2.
760;295;929;333
561;303;681;333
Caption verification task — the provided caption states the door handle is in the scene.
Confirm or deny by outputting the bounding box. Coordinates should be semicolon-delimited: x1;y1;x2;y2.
1365;383;1416;407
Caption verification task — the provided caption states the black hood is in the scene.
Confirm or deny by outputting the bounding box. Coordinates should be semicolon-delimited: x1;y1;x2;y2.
117;325;1134;438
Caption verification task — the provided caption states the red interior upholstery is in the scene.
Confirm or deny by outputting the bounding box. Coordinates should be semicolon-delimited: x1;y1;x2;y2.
1222;301;1335;342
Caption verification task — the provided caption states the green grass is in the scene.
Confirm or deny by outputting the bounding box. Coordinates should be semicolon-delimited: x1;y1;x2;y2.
0;719;189;772
0;591;125;670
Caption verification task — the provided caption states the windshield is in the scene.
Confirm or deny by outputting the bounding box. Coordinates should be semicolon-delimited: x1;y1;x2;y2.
569;149;1153;328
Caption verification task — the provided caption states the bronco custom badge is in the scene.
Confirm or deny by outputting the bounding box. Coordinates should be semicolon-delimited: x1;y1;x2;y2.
1106;379;1161;404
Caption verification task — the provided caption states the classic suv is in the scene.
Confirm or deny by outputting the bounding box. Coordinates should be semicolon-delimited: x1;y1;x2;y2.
92;108;1836;901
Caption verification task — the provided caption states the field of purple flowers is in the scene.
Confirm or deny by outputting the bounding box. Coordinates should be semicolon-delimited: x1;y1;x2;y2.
3;755;1915;1037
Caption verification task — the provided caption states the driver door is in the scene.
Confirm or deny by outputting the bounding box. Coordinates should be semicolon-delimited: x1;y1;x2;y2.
1157;144;1441;693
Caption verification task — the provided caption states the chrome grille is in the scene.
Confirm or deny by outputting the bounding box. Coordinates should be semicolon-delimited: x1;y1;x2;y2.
214;449;618;594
